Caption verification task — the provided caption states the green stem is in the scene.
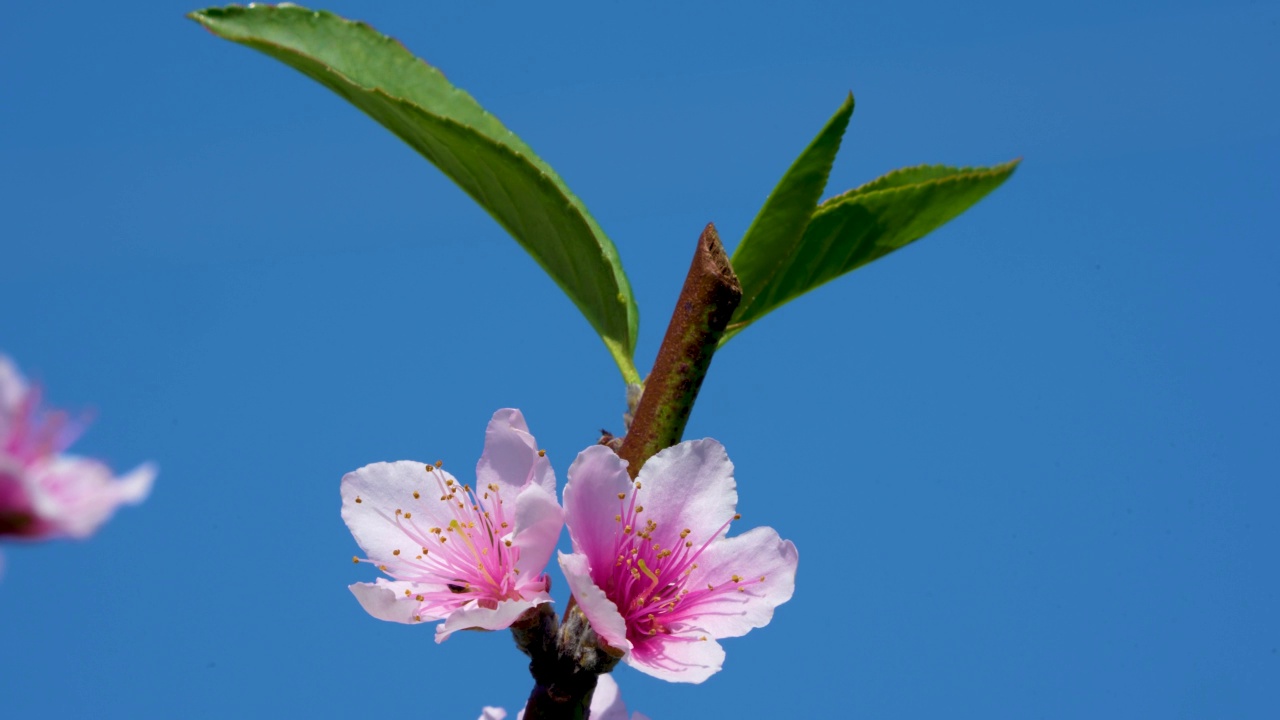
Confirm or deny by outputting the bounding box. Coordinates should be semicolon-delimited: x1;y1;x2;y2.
618;223;742;477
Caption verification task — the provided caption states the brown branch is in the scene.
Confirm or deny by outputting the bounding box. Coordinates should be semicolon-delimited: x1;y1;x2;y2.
519;223;741;718
617;223;742;477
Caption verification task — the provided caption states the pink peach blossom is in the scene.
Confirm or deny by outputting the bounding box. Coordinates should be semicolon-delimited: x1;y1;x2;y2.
560;439;798;683
0;354;154;546
343;409;563;642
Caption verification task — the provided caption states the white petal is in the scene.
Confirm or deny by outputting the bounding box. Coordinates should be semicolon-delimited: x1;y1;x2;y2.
26;457;154;539
435;596;548;643
559;551;631;653
349;579;436;624
562;445;632;577
477;408;555;496
0;353;26;428
634;439;738;545
683;527;798;639
341;460;460;568
588;674;627;720
627;632;726;684
511;483;563;578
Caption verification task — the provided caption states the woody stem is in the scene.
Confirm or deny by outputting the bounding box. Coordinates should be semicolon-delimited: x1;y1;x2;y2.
618;222;742;477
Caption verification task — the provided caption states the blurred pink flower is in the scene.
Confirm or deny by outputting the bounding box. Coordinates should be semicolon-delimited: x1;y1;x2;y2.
482;674;649;720
0;354;154;546
559;439;798;683
343;409;563;642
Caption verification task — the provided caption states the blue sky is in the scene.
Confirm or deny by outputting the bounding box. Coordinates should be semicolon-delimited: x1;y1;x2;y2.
2;0;1277;717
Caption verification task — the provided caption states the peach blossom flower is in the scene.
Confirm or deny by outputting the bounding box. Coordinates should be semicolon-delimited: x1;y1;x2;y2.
343;409;563;642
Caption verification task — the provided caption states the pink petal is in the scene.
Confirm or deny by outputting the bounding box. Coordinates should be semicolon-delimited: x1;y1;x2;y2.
588;674;628;720
341;460;462;568
435;596;548;643
558;551;630;652
627;632;726;684
633;439;737;546
0;354;25;428
349;579;438;624
683;527;799;639
478;708;508;720
27;457;155;539
562;445;632;576
476;409;555;496
511;483;563;579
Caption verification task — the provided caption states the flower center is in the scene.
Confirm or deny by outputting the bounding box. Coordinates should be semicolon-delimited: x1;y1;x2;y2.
354;463;531;611
605;480;764;640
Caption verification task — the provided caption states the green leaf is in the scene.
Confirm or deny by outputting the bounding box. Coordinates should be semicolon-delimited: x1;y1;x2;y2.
190;4;641;382
722;159;1020;344
730;93;854;333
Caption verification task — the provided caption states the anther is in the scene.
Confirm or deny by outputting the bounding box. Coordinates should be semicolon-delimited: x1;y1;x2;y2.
434;460;443;468
355;496;362;504
734;513;741;520
617;492;625;500
413;491;420;499
352;556;360;564
403;512;412;519
393;549;401;556
537;449;546;457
